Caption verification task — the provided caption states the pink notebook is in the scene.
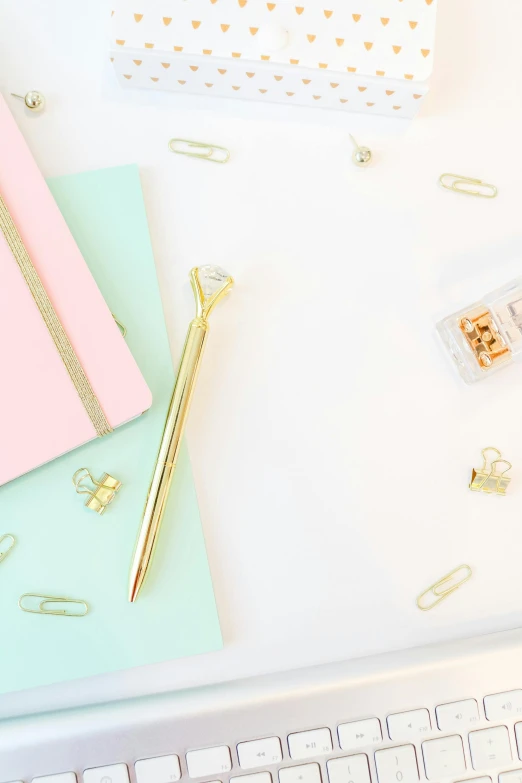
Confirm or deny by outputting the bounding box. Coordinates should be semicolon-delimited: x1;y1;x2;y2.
0;96;152;486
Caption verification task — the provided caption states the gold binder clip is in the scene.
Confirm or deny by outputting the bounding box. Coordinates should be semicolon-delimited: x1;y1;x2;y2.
459;306;510;371
168;138;230;164
19;593;89;616
417;564;472;611
439;173;498;198
0;534;16;564
470;447;512;495
72;468;122;515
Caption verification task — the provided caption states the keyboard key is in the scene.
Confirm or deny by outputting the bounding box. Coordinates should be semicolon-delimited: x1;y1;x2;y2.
436;699;480;732
186;746;232;778
375;745;419;783
288;729;333;760
456;778;491;783
135;756;181;783
279;764;322;783
485;691;522;721
84;765;129;783
388;710;431;741
238;738;283;769
422;735;466;780
34;776;76;783
338;719;382;751
499;771;522;783
515;723;522;759
232;774;272;783
469;726;512;770
327;754;371;783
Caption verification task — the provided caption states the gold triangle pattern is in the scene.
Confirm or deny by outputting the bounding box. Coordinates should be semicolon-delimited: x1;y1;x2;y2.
118;6;435;94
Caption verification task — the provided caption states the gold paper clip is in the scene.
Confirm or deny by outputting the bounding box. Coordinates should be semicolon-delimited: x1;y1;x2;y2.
470;447;512;495
112;313;127;338
439;173;498;199
168;138;230;164
72;468;122;515
417;564;472;611
0;534;16;564
19;593;89;616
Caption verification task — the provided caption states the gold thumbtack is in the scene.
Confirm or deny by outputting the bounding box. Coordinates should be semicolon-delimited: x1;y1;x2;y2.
349;134;372;167
11;90;46;113
72;468;122;515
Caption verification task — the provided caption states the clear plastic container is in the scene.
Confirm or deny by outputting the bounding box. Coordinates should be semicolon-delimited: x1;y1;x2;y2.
437;278;522;384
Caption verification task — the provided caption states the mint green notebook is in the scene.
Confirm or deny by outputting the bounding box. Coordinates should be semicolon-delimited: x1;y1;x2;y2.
0;165;222;695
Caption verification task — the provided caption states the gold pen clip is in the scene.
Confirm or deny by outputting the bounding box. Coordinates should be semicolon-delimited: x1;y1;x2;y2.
439;173;497;199
19;593;89;616
417;565;472;611
168;138;230;164
72;468;122;515
0;533;16;564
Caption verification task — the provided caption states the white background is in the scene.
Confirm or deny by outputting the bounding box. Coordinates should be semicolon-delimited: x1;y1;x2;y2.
1;0;522;719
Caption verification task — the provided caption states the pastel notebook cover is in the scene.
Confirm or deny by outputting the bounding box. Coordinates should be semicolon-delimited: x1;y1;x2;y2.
0;95;152;486
0;165;223;695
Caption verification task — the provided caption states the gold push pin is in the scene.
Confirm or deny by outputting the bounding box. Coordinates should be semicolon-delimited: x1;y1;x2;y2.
470;447;511;495
72;468;122;515
128;265;234;602
11;90;46;113
349;134;372;167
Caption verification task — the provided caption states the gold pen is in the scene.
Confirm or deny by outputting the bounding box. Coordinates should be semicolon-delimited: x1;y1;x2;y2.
128;265;234;602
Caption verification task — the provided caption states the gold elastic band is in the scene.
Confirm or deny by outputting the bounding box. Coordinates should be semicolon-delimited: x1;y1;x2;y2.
0;193;112;437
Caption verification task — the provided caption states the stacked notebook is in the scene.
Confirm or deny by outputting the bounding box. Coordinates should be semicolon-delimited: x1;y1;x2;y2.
0;95;153;486
0;98;222;694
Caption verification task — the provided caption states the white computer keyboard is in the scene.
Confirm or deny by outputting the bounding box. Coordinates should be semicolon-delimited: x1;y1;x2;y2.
3;631;522;783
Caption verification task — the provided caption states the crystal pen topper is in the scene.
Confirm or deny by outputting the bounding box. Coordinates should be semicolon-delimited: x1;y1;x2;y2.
128;265;234;602
437;278;522;384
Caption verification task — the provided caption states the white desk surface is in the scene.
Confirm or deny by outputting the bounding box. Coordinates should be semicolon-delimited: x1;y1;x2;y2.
1;0;522;720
